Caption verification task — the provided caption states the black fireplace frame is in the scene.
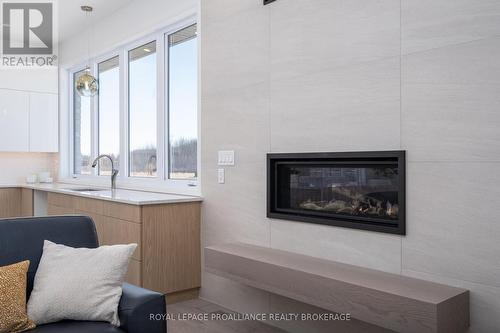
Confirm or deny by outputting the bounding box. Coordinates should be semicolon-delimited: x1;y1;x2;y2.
267;151;406;235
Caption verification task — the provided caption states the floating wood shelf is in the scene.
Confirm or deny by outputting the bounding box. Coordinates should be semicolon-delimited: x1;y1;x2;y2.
205;243;469;333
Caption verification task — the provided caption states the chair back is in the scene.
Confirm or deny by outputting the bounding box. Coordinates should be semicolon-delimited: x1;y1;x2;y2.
0;215;98;297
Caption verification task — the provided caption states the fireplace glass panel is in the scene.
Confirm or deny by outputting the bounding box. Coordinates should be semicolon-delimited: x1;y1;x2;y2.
276;164;400;222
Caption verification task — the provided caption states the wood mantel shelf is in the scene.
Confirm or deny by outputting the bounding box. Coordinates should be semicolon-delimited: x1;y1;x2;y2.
205;243;469;333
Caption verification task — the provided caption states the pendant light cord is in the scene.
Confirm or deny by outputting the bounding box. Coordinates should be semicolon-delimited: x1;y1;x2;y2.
81;6;93;71
87;10;90;70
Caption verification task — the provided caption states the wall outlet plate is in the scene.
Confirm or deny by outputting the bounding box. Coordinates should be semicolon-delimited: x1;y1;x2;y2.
218;168;225;184
218;150;235;166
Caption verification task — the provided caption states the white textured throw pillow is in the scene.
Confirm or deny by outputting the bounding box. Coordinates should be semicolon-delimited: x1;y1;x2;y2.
27;240;137;326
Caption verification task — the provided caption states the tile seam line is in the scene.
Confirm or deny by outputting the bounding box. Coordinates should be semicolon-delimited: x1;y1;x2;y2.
403;268;500;290
402;35;500;57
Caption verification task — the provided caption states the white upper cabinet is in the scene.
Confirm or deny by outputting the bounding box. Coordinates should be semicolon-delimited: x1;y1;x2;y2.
0;89;58;153
29;92;58;152
0;90;29;152
0;66;59;153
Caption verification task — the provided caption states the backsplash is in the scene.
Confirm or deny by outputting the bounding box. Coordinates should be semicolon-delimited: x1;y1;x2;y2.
0;152;58;183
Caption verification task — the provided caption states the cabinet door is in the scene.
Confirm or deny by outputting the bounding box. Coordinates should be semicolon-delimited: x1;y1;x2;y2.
0;188;22;217
0;89;29;152
29;92;58;152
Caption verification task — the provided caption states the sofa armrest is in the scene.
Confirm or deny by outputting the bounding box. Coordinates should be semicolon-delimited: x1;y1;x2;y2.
119;283;166;333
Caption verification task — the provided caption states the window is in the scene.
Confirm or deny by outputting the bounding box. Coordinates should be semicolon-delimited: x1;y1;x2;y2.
73;69;92;175
70;22;198;187
168;25;198;180
128;42;157;177
98;56;120;175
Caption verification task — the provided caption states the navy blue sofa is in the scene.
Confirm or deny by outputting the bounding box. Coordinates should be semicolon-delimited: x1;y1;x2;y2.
0;215;167;333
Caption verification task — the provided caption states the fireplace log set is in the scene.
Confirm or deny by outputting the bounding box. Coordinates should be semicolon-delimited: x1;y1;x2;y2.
299;197;398;218
298;186;399;219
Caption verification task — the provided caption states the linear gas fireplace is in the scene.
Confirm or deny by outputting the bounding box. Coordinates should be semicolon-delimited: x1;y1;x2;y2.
267;151;406;235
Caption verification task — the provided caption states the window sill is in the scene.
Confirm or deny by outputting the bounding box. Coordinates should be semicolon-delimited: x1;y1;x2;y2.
59;176;201;196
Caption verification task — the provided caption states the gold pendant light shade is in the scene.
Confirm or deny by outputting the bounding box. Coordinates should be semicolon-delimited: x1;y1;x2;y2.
76;70;98;97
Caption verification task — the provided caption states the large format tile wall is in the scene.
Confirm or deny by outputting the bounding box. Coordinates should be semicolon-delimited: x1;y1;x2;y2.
200;0;500;332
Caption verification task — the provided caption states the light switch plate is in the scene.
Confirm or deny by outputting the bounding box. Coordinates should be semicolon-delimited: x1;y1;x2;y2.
218;150;235;166
217;168;225;184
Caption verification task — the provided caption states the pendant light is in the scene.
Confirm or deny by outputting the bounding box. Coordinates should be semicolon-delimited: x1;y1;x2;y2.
76;5;98;97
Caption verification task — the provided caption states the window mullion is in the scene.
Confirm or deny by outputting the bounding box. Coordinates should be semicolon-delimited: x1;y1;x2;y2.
120;49;129;179
69;71;75;176
157;35;166;181
90;62;99;176
163;33;170;180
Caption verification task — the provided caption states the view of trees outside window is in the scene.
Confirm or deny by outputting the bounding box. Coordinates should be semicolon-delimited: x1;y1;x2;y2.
128;41;158;177
98;56;120;175
73;69;92;175
168;24;198;180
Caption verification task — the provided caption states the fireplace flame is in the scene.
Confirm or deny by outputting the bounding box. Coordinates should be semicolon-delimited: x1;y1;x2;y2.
386;201;399;217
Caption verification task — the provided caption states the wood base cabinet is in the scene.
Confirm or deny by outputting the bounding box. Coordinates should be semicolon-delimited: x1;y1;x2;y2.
47;193;201;298
0;188;33;218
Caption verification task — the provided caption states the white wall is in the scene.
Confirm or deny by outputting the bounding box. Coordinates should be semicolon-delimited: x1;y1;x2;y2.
58;0;198;67
200;1;500;332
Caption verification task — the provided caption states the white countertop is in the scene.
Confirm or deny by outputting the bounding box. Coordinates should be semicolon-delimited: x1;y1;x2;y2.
0;183;203;206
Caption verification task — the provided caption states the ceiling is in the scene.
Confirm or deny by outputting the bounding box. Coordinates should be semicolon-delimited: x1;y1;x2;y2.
57;0;135;43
